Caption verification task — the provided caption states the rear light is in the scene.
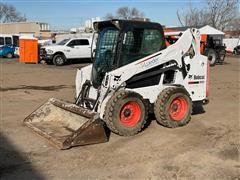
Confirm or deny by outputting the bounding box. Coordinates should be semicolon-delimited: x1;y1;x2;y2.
206;61;210;97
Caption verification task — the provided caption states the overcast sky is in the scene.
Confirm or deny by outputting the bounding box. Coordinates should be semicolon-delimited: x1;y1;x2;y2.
5;0;206;29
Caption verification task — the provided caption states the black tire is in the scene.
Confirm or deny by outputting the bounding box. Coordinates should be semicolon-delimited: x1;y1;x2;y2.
154;87;192;128
46;60;53;65
6;53;13;59
206;49;217;67
104;90;148;136
218;53;225;65
53;54;66;66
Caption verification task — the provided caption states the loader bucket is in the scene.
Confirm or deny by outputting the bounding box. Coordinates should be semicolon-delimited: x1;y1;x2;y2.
23;98;109;149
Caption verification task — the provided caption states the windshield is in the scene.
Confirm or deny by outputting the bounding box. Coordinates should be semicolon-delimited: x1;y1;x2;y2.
120;28;164;66
92;27;119;88
57;38;70;45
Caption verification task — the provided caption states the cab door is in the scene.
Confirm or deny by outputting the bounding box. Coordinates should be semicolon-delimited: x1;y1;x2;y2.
74;39;91;58
66;39;91;58
66;39;80;58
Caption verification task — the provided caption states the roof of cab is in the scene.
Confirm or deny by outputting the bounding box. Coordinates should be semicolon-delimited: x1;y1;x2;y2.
93;19;163;32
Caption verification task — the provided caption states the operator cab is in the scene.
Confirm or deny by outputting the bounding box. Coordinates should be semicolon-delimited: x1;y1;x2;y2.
92;19;166;88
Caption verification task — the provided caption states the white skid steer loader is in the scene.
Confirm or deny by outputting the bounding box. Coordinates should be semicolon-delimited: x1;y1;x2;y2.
24;20;209;149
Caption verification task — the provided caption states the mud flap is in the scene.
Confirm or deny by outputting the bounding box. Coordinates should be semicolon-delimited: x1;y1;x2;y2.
23;98;109;149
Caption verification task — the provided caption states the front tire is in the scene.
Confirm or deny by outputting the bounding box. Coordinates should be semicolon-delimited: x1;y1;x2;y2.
104;90;148;136
154;87;192;128
6;53;13;58
53;54;66;66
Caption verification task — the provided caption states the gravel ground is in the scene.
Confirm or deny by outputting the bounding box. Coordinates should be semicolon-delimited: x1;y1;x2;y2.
0;56;239;180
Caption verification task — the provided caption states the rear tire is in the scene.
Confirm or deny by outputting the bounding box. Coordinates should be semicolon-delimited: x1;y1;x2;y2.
219;52;225;65
53;54;66;66
154;87;192;128
104;90;148;136
6;53;13;58
206;49;217;67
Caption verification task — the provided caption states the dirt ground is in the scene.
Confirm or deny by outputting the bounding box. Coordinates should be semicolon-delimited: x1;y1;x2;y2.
0;57;239;180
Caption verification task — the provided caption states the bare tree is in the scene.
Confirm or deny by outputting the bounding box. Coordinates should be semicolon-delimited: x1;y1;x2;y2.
177;6;209;27
105;7;145;20
105;13;115;20
177;0;239;30
207;0;239;30
0;3;26;23
227;17;240;30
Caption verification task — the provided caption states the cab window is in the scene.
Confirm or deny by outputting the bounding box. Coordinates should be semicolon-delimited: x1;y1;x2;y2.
80;39;89;45
67;39;89;46
67;40;76;46
73;40;81;46
13;36;19;46
120;29;164;67
0;37;4;45
5;37;12;45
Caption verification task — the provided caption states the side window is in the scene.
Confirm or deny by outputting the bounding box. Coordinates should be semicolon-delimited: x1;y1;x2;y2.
67;40;76;46
5;37;12;45
0;37;4;45
95;27;119;70
80;39;89;45
141;29;163;55
13;36;19;46
120;28;164;67
121;30;141;66
68;39;89;46
73;40;81;46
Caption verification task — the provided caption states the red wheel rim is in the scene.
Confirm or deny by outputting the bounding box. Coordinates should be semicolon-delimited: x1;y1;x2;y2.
168;96;188;121
119;101;141;127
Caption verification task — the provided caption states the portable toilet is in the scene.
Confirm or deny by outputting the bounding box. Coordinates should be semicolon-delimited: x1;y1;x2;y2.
19;36;38;64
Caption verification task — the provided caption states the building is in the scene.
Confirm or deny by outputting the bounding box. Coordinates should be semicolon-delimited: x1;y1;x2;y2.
224;30;240;38
0;21;51;39
85;17;101;30
68;17;102;34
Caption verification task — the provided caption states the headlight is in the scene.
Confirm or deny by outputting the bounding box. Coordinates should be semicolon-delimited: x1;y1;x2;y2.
46;49;54;54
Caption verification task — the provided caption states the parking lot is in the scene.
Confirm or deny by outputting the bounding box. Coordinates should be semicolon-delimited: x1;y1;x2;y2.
0;56;239;179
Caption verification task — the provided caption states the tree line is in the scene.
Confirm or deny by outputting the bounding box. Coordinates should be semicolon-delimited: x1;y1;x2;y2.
177;0;239;31
0;1;239;31
0;2;26;23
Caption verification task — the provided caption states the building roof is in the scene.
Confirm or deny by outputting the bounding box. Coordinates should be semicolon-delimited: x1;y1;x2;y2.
19;36;37;40
165;25;225;35
199;25;225;35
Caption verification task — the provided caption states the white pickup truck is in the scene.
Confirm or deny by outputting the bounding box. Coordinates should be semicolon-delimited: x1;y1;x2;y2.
40;37;94;66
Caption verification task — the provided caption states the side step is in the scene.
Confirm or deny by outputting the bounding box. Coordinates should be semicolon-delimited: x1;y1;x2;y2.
24;98;109;149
